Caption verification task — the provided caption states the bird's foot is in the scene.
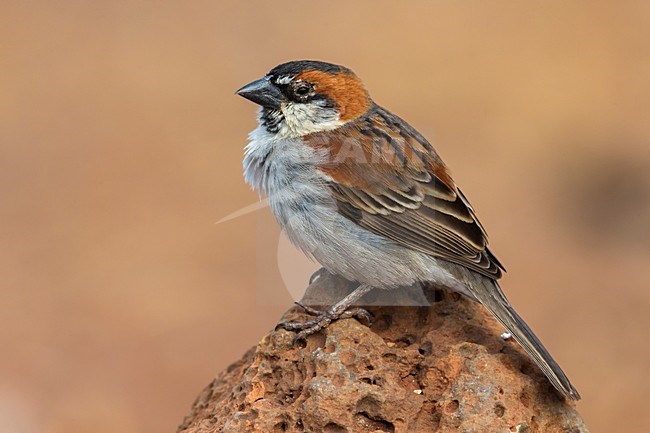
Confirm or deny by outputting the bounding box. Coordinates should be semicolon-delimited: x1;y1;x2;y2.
276;301;372;343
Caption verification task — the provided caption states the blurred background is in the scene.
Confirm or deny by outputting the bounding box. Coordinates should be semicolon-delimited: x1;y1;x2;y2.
1;1;649;432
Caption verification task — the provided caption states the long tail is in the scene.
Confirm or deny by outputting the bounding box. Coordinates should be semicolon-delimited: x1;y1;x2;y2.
462;272;581;400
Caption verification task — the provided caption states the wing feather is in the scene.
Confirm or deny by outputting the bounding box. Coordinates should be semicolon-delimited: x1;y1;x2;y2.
306;105;505;279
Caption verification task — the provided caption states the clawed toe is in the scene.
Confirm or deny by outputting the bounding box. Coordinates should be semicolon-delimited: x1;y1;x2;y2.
274;303;325;331
276;317;320;331
276;284;375;344
342;307;373;326
276;303;373;343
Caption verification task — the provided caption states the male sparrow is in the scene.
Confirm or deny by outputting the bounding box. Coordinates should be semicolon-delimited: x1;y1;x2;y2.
236;60;580;400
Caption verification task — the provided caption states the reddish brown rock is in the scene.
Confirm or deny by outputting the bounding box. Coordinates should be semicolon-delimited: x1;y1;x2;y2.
178;272;588;433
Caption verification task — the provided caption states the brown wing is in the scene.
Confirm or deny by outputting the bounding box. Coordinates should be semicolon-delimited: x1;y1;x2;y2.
306;105;505;279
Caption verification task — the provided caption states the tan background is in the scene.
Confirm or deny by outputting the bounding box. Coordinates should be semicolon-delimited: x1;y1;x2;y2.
1;1;649;432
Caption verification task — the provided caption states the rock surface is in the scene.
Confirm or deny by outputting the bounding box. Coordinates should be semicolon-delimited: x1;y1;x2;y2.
178;272;588;433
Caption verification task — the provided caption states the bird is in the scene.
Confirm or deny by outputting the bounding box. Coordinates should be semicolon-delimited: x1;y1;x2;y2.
236;60;580;400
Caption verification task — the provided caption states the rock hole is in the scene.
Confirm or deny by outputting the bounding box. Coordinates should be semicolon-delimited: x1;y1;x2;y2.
418;341;433;356
355;412;395;432
359;376;383;386
395;335;415;348
494;402;505;417
273;421;288;432
356;395;382;414
444;399;459;413
307;332;326;349
283;388;299;404
324;422;347;433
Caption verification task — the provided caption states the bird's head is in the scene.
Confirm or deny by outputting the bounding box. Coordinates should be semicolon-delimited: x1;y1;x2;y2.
236;60;371;137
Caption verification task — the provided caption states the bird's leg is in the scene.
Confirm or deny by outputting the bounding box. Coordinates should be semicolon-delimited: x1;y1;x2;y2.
277;284;374;343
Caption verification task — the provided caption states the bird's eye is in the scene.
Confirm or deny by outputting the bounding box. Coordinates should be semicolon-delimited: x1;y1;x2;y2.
294;84;311;96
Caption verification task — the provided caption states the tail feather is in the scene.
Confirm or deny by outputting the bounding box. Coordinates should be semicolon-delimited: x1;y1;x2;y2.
465;276;581;400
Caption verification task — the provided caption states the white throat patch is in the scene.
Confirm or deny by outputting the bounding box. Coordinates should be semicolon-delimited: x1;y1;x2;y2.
275;102;343;138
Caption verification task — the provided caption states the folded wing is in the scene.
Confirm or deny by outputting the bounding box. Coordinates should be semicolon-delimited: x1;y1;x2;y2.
306;105;505;280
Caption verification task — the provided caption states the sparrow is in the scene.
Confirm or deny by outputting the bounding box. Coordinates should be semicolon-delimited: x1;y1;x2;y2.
236;60;580;400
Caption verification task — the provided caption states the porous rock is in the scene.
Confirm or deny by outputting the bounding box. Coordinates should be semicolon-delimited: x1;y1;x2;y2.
178;271;588;433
